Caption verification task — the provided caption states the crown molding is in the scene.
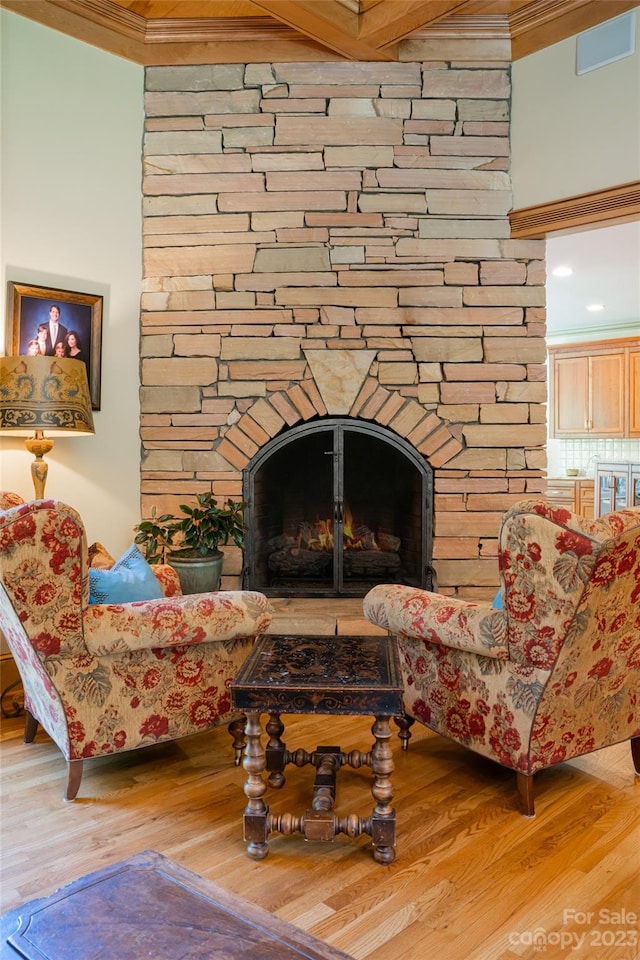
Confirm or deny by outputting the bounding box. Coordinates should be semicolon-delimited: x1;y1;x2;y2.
405;14;510;41
144;16;297;44
53;0;145;41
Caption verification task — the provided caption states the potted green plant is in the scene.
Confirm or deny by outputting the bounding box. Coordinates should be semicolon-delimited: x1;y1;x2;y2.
134;493;246;594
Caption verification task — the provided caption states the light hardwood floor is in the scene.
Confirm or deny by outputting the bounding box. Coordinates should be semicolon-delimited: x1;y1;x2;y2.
1;602;638;959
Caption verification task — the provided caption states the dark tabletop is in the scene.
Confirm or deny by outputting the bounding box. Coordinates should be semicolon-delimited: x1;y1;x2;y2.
231;634;403;716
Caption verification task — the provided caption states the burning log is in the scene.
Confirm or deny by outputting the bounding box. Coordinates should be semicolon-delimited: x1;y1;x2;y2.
266;505;403;581
299;520;332;551
344;550;401;577
351;525;378;550
268;548;333;577
377;531;401;552
267;534;297;551
268;547;401;579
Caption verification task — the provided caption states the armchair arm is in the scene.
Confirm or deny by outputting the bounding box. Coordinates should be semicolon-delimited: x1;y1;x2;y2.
363;584;509;659
0;491;25;510
83;591;273;656
153;564;182;597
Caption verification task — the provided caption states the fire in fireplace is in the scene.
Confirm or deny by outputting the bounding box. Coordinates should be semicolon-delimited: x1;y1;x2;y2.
267;501;403;582
243;417;434;598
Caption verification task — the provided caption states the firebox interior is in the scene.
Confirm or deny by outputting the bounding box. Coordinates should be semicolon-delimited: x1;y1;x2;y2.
243;418;434;597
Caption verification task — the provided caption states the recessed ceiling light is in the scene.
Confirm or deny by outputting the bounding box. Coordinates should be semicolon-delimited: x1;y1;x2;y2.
587;303;604;312
551;266;573;277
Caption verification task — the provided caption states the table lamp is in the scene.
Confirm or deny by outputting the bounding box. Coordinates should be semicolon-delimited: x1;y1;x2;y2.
0;355;95;498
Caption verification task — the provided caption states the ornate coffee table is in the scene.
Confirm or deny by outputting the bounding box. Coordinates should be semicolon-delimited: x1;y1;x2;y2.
231;633;403;864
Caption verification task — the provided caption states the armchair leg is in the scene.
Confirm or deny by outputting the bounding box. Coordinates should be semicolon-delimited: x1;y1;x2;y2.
517;772;535;817
394;714;415;751
228;716;247;765
631;737;640;775
23;710;39;743
64;760;83;802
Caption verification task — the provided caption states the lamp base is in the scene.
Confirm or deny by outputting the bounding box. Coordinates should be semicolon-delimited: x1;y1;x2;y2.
25;433;54;499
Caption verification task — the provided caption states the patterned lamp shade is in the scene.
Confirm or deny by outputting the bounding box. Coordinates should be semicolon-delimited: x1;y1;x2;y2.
0;355;94;437
0;355;94;498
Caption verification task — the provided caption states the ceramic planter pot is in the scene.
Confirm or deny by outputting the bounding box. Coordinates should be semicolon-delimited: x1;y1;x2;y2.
167;550;224;595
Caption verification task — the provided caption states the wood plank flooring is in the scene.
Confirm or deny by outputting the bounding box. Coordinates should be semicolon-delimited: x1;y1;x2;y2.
1;601;638;959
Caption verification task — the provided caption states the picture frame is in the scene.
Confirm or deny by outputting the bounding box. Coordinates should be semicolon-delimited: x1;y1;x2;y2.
6;281;103;410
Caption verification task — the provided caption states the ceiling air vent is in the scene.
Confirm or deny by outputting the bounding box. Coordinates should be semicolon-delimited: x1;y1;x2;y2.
576;11;636;75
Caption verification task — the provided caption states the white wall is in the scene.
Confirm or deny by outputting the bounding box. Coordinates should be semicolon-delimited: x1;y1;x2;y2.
0;11;143;556
511;10;640;478
511;8;640;208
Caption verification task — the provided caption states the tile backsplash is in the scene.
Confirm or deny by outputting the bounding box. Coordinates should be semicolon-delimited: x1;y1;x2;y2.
547;438;640;477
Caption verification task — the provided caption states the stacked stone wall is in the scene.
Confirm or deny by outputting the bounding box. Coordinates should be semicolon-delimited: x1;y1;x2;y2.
141;58;547;597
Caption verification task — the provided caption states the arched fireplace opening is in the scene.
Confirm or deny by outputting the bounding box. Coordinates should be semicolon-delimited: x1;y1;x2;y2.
243;417;434;598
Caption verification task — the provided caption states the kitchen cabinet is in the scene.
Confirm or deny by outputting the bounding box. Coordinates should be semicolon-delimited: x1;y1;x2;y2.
546;477;594;518
594;461;640;517
630;348;640;436
548;338;639;438
577;480;595;518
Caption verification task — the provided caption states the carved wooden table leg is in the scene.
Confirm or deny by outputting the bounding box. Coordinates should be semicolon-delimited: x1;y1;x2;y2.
304;747;340;842
265;711;286;788
228;715;247;765
394;714;415;751
369;715;396;864
241;710;269;860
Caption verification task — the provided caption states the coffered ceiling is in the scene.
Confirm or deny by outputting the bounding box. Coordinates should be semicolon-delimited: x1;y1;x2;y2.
1;0;636;65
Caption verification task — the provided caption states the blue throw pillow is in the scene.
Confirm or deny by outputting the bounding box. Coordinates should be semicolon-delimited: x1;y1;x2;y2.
89;544;164;604
492;588;503;609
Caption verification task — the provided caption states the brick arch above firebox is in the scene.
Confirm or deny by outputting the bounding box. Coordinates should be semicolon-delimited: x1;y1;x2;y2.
216;367;463;474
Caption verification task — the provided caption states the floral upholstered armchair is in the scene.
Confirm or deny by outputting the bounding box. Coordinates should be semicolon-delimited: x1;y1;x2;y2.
0;494;273;800
363;499;640;816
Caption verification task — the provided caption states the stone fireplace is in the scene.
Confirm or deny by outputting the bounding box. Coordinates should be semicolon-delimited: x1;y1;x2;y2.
139;57;547;600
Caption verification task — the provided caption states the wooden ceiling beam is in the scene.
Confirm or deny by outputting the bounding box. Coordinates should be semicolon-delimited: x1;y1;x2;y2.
250;0;395;60
359;0;475;48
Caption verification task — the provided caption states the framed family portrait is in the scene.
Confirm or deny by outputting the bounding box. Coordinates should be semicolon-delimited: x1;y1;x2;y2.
6;281;103;410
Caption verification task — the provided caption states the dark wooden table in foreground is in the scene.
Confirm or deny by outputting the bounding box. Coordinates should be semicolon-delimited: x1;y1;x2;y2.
231;633;403;864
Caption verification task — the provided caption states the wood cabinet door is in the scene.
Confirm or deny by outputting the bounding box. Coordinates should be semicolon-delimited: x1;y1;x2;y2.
553;356;589;435
629;350;640;437
577;480;594;519
546;478;577;511
589;353;625;436
549;338;638;439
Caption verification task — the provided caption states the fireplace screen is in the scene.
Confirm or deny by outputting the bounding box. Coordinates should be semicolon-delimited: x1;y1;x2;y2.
243;418;434;597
